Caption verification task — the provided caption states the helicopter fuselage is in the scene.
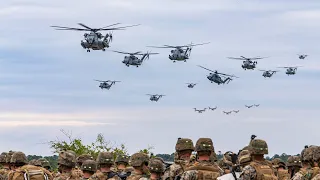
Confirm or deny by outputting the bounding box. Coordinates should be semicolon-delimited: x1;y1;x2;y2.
99;82;112;89
286;68;296;75
262;71;274;78
150;96;160;101
242;60;256;70
122;55;142;67
81;32;110;52
207;74;231;85
169;48;189;62
187;84;195;88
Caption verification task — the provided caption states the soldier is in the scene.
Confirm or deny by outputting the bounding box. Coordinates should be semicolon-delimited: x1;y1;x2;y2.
91;152;120;180
238;150;251;169
115;154;130;180
0;152;9;180
180;138;223;180
127;152;150;180
148;158;165;180
5;151;15;170
271;158;289;180
163;138;194;180
9;151;28;170
81;160;97;180
311;146;320;180
54;150;81;180
76;154;94;169
292;146;317;180
240;138;277;180
286;155;302;178
219;152;233;174
38;158;52;171
29;159;42;167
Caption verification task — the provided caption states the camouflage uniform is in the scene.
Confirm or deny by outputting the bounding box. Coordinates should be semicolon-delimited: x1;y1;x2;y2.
38;158;52;171
76;155;94;169
90;152;120;180
312;146;320;180
54;150;80;180
80;160;96;180
148;158;165;180
115;155;131;180
240;139;277;180
292;146;316;180
0;152;9;180
29;159;42;166
271;158;289;180
238;149;251;169
286;155;302;178
127;153;150;180
163;138;194;180
180;138;223;180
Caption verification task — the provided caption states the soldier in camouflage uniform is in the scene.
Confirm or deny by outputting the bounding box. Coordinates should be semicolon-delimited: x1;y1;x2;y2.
5;151;15;170
292;146;316;180
54;150;81;180
38;158;52;171
240;138;277;180
311;146;320;180
9;151;28;170
29;159;42;167
180;138;223;180
286;155;302;178
127;152;150;180
80;160;97;180
90;152;120;180
0;152;9;180
148;158;164;180
115;155;131;180
238;149;251;169
76;155;94;169
219;152;233;174
271;158;289;180
163;138;194;180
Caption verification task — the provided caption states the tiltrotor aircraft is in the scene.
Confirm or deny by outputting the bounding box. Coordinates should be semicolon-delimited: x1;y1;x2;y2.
223;111;232;115
258;69;279;78
254;104;260;107
194;108;206;113
233;110;239;113
186;83;197;88
245;105;254;108
277;66;302;75
147;42;210;62
298;54;308;59
112;50;158;67
51;23;139;52
208;106;217;111
94;80;120;90
228;56;267;70
146;94;165;102
197;65;239;85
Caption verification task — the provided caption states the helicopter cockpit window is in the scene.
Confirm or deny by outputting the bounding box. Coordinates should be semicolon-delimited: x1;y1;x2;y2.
179;49;183;53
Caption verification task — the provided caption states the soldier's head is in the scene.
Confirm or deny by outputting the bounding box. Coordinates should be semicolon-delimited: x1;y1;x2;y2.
129;152;150;174
76;154;93;168
312;146;320;167
29;159;42;167
272;158;286;170
38;158;51;170
81;160;97;178
238;149;251;168
0;152;8;167
301;146;316;167
115;154;129;170
57;150;76;173
175;138;194;161
5;150;15;169
148;158;165;179
195;138;214;160
96;152;114;172
287;155;302;178
248;138;268;160
10;151;28;169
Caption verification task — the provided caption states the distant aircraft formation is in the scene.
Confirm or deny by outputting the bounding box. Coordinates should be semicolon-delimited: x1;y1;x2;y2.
193;104;259;114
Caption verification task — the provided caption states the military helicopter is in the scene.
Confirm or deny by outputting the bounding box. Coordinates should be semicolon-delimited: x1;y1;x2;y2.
94;80;120;90
228;56;267;70
254;104;260;107
277;66;302;75
298;54;308;59
112;50;159;67
245;105;254;108
208;106;217;111
258;69;279;78
51;23;139;52
223;111;232;115
186;83;197;88
194;108;206;113
146;94;165;102
233;110;239;113
147;42;210;62
197;65;239;85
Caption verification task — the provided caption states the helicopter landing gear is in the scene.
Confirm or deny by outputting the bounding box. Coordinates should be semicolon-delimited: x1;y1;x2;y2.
102;49;105;51
87;49;90;52
184;60;186;62
173;61;176;63
126;64;129;67
136;66;139;67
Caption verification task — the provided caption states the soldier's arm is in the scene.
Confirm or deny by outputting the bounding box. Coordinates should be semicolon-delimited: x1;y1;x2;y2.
291;173;303;180
240;165;256;180
180;170;197;180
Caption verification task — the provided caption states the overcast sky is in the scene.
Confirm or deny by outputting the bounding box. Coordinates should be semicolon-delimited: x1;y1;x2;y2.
0;0;319;157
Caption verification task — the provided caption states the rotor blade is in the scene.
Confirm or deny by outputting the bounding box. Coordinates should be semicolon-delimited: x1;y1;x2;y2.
100;24;140;31
77;23;93;30
51;26;89;31
146;94;152;96
257;69;266;71
197;65;216;73
146;52;159;55
146;46;173;48
132;51;142;55
250;56;268;60
186;42;210;47
227;57;245;60
100;23;122;29
112;50;131;54
163;45;180;48
94;79;104;82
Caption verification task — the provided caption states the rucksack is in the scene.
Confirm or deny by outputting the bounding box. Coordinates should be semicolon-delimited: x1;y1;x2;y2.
277;169;290;180
186;162;221;180
250;161;277;180
10;165;52;180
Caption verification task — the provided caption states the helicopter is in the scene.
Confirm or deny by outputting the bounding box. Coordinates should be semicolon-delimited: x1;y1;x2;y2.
258;69;279;78
194;108;206;113
298;54;308;59
208;106;217;111
94;80;120;90
51;23;139;52
245;105;254;108
146;94;165;102
223;111;232;115
254;104;260;107
112;50;159;67
147;42;210;62
233;110;239;113
197;65;239;85
228;56;267;70
277;66;302;75
186;83;197;88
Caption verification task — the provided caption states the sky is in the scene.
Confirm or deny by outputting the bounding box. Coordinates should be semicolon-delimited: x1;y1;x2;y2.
0;0;320;157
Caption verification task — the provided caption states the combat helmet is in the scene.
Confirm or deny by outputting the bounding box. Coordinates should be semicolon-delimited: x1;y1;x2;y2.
5;151;15;164
249;139;268;155
115;154;129;165
312;146;320;163
195;138;214;152
175;138;194;152
239;150;251;165
10;151;28;165
302;146;316;162
96;152;114;165
58;150;76;168
29;159;42;166
81;160;97;172
38;158;51;170
76;154;93;166
129;152;149;167
287;155;302;167
148;158;165;173
272;158;286;168
0;152;7;163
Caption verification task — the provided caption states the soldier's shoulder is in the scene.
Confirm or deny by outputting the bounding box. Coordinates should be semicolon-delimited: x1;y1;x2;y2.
312;174;320;180
292;172;303;180
181;170;197;180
